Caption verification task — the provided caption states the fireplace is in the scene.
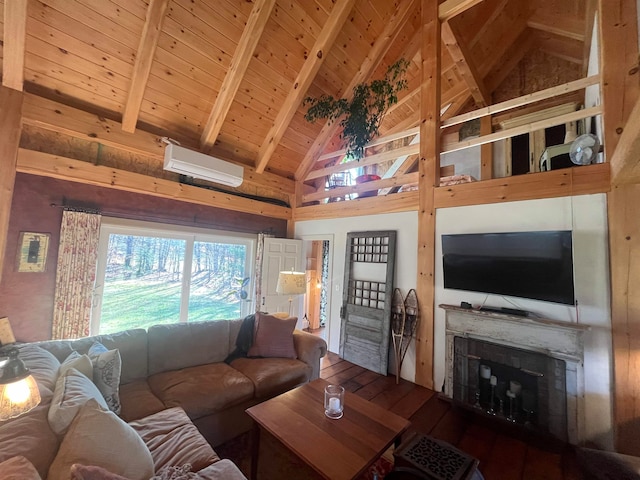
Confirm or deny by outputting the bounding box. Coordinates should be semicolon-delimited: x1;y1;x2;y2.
453;336;568;440
441;304;589;444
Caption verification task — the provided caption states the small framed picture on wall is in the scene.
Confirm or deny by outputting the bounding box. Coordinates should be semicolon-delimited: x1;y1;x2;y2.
16;232;50;272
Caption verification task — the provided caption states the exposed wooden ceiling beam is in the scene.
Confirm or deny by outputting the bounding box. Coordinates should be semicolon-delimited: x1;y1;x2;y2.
438;0;483;21
2;0;28;91
254;0;356;174
526;11;585;42
16;149;291;220
295;0;419;180
21;94;294;195
121;0;170;133
200;0;276;150
441;20;489;106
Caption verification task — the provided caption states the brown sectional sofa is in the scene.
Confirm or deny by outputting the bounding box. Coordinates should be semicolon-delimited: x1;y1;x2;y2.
0;318;327;479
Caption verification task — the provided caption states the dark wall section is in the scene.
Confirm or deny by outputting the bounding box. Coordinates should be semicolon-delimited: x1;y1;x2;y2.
0;173;287;342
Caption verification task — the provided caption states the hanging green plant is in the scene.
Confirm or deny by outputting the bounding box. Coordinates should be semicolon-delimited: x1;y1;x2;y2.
304;58;410;160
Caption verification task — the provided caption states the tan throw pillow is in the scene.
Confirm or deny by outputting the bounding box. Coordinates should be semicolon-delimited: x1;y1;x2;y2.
60;352;94;380
247;312;297;359
48;368;109;435
48;399;154;480
0;455;42;480
88;342;122;415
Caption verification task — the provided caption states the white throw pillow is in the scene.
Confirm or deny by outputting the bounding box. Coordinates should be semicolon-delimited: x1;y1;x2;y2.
47;399;154;480
48;368;108;435
88;342;122;415
59;351;93;380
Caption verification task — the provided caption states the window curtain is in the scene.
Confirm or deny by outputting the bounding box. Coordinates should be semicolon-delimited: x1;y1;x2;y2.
51;210;102;339
254;232;273;313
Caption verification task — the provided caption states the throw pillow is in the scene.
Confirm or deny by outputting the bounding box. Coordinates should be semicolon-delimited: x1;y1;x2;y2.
70;464;131;480
48;399;154;480
48;368;109;435
0;455;42;480
247;312;297;359
150;464;197;480
88;342;122;414
60;351;94;380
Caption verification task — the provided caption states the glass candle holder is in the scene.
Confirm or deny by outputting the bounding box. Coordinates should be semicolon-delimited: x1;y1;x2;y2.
324;384;345;419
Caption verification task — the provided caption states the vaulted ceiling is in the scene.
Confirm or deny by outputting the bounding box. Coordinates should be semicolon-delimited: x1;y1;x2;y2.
0;0;590;183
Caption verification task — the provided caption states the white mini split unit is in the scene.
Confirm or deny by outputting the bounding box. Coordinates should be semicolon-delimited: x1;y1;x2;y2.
163;143;244;187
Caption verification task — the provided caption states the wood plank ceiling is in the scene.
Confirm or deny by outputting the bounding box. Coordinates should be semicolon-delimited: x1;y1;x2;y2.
0;0;587;183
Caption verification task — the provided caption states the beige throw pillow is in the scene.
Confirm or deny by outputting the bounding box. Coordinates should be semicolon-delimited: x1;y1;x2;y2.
48;399;154;480
60;352;94;380
88;342;122;415
48;368;109;435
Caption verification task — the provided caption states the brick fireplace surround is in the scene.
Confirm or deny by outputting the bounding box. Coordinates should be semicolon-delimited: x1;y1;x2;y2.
441;304;590;444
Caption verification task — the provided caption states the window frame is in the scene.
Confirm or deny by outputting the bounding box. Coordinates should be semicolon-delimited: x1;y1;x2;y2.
91;217;256;334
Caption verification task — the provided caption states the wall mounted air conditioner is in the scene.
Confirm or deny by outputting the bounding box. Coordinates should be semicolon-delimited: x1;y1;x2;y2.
163;143;244;187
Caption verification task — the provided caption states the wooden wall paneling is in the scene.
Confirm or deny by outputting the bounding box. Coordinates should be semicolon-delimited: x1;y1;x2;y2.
121;0;170;133
600;0;640;455
0;87;24;284
608;183;640;457
453;0;507;49
438;0;483;22
2;0;27;90
294;191;419;221
535;31;583;65
415;0;440;390
433;162;610;209
294;0;419;181
200;0;276;149
16;149;291;220
526;10;585;42
483;27;535;94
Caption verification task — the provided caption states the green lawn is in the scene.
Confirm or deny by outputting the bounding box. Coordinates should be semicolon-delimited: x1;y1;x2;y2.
100;278;242;334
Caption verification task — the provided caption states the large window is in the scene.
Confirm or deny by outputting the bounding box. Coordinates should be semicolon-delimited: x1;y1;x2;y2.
92;219;254;334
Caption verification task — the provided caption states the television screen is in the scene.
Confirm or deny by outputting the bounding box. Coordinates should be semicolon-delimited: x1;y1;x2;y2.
442;231;575;305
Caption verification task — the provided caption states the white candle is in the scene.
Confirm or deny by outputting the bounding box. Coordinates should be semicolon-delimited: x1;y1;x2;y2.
480;365;491;379
490;375;497;386
509;380;522;395
329;397;341;412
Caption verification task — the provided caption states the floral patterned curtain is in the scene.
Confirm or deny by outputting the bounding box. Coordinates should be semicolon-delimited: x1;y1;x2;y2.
51;210;102;339
254;232;273;313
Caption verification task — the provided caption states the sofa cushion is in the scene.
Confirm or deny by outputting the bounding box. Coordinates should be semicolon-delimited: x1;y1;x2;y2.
148;363;254;419
0;404;60;479
119;380;166;422
48;367;109;435
60;351;94;380
36;328;148;385
230;357;310;398
16;345;61;402
128;407;219;473
247;313;297;359
48;399;154;480
0;455;42;480
147;321;231;375
88;341;122;414
193;459;248;480
70;464;130;480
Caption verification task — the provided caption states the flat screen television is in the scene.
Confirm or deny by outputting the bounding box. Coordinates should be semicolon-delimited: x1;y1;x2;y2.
442;230;575;305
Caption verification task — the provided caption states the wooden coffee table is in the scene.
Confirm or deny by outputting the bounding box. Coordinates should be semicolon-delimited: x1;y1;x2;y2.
246;378;410;480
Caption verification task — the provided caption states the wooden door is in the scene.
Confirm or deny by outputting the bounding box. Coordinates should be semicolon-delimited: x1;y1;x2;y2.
339;231;396;375
260;238;303;315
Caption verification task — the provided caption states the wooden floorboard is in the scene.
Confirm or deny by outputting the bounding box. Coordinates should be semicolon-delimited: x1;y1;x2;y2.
319;353;585;479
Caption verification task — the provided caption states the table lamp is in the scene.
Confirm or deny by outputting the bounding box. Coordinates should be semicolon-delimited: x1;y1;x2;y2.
0;318;41;421
276;270;306;316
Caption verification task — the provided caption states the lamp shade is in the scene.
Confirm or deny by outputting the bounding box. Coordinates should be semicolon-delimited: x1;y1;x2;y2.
276;271;306;295
0;348;41;421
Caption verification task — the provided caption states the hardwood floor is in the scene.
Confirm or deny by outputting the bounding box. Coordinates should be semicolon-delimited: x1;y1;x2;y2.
320;351;583;480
